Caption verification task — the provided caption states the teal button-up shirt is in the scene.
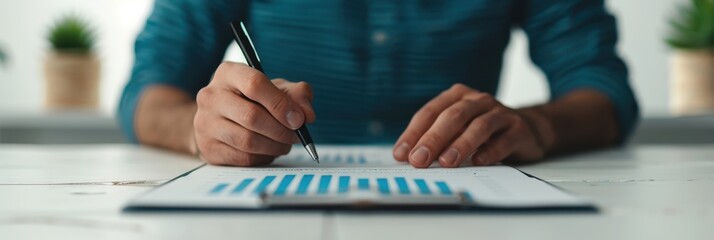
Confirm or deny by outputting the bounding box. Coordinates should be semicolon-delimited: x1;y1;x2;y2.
119;0;639;144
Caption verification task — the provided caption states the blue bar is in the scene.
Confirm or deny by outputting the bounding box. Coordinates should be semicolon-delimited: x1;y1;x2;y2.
435;181;453;195
317;175;332;194
231;178;255;194
209;183;229;194
274;175;296;196
338;176;350;193
377;178;390;195
358;155;367;164
296;174;314;195
346;155;354;164
253;176;276;194
414;179;431;195
358;178;369;190
394;177;410;195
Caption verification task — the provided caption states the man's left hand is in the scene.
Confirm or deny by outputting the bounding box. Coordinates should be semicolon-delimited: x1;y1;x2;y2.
393;83;548;168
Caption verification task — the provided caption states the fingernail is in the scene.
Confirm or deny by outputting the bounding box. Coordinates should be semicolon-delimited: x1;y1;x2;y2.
394;142;410;158
410;146;430;166
286;111;303;130
440;148;460;166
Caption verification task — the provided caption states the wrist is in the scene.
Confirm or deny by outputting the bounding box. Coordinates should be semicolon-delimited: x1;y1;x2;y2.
517;106;557;154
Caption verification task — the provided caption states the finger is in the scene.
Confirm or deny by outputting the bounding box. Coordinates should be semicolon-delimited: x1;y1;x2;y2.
220;63;305;130
209;117;292;156
438;107;513;168
282;80;316;123
393;84;473;162
410;97;495;168
473;127;521;166
199;140;276;167
212;91;296;144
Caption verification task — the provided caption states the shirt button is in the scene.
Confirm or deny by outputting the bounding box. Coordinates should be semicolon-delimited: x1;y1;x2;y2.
368;121;384;136
372;31;388;45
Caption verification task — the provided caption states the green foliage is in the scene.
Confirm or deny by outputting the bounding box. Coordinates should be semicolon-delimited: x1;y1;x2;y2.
0;47;6;66
47;14;96;53
666;0;714;49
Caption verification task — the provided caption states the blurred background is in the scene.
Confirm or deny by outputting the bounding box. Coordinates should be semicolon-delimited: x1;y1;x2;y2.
0;0;711;144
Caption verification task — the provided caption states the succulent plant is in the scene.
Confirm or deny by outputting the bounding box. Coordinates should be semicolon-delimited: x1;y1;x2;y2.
666;0;714;49
47;14;96;53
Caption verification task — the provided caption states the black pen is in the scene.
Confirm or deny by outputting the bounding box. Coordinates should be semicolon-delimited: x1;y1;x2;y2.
230;21;319;163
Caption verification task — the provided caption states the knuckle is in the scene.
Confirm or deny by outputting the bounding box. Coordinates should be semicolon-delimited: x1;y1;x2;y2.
458;136;479;150
421;132;445;145
277;129;296;143
272;78;288;85
243;75;263;94
196;87;215;107
398;131;420;145
270;94;291;113
442;106;467;121
296;81;314;99
238;133;258;151
416;106;438;121
450;83;469;92
240;104;261;128
472;118;492;133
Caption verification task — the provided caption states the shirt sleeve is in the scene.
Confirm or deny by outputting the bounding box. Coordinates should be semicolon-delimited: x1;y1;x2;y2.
117;0;247;143
519;0;640;143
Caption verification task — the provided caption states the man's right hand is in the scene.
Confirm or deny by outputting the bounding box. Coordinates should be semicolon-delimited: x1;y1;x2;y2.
194;62;315;166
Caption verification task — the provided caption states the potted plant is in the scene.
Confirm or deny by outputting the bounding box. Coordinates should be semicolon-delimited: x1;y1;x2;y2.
44;14;99;109
0;46;7;67
667;0;714;115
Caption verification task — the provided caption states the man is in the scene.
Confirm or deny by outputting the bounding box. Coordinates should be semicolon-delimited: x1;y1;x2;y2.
119;0;638;168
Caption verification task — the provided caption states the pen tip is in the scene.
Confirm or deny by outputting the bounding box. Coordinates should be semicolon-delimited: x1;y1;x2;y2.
305;143;319;163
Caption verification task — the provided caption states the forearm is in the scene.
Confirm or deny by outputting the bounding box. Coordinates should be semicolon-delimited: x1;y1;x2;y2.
135;85;198;155
517;89;619;158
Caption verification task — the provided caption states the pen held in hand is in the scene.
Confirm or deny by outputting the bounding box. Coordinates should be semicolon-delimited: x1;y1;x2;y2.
229;21;319;163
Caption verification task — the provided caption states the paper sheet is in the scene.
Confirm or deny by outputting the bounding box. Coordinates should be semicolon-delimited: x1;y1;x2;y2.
127;146;590;210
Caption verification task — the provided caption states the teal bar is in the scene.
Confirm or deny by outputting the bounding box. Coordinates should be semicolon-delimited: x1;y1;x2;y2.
209;183;229;195
394;177;410;195
253;176;276;194
358;155;367;164
414;179;431;195
317;175;332;194
296;174;314;195
358;178;369;190
338;176;350;193
231;178;254;194
435;181;453;195
377;178;390;195
273;175;296;196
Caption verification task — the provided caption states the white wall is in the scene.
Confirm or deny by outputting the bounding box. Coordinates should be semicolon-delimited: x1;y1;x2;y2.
0;0;151;114
0;0;684;116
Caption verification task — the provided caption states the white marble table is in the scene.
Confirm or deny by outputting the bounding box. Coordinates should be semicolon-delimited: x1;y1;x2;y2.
0;144;712;240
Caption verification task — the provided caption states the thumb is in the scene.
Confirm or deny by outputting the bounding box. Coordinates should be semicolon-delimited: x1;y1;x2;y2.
284;81;316;123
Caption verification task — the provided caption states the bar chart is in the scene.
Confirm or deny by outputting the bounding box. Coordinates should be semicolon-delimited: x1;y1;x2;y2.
285;152;369;165
206;174;455;197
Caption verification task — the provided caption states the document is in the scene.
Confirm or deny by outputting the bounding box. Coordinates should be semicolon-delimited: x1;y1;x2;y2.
125;146;593;211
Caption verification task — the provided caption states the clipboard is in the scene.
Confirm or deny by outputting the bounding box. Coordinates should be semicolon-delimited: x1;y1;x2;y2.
124;148;597;213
